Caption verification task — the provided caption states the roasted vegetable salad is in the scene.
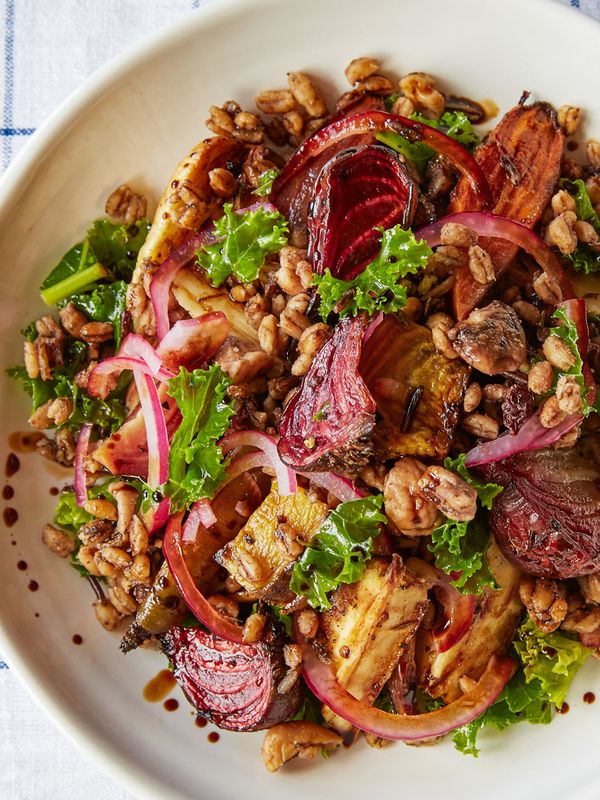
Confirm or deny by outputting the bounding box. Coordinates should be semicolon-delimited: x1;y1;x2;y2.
9;58;600;771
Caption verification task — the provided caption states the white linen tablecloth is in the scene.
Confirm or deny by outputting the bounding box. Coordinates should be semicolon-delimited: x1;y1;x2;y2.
0;0;599;797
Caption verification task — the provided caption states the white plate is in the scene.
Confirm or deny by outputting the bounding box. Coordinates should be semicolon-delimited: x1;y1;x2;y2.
1;0;600;797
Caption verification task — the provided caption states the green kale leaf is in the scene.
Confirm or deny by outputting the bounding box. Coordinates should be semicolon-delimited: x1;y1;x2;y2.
87;218;150;282
376;111;481;174
196;203;288;287
452;617;593;756
61;280;128;348
40;218;149;306
429;513;496;594
163;365;235;511
550;306;599;415
6;361;128;434
514;617;593;707
290;495;387;610
312;225;432;321
443;452;503;510
252;168;280;197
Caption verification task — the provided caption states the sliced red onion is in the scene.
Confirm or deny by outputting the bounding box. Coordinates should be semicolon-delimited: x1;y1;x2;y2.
295;620;513;740
298;471;364;503
363;312;384;344
561;297;596;404
134;372;169;488
406;558;475;653
163;512;245;643
119;333;166;376
466;297;592;467
220;430;297;496
150;229;216;342
147;497;171;535
150;200;278;342
465;411;581;468
87;355;174;398
74;423;92;508
416;212;573;300
182;499;217;542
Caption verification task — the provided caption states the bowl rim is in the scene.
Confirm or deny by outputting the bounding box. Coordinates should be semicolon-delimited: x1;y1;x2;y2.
0;0;599;798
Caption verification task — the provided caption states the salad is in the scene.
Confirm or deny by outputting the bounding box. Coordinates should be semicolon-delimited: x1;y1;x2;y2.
8;57;600;771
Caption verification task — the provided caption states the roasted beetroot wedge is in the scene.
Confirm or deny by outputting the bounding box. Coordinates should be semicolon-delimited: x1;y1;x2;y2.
308;145;417;280
161;626;300;732
450;102;565;319
274;108;491;246
359;315;470;459
274;94;384;240
278;315;375;472
479;438;600;579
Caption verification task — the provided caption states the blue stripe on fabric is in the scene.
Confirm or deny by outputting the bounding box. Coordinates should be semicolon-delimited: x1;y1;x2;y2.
2;0;16;170
0;127;35;136
0;661;9;669
571;0;581;8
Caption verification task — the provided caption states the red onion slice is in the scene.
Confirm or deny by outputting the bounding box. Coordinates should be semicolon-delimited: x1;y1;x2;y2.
87;355;175;398
74;422;92;508
163;512;245;643
295;621;514;740
220;430;297;496
298;471;364;503
182;499;217;541
416;212;573;300
134;372;169;488
466;297;592;467
119;333;166;376
465;412;581;467
146;497;171;536
150;230;216;342
406;558;475;653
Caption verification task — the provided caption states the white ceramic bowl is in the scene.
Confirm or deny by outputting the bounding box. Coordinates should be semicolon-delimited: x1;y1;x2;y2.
1;0;600;797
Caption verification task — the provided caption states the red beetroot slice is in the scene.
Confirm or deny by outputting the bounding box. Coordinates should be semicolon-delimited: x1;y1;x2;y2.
161;626;300;732
273;94;384;238
277;315;375;472
308;145;417;280
478;439;600;579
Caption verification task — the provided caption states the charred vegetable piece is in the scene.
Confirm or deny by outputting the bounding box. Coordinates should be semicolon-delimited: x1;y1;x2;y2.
172;268;260;345
161;626;300;732
214;482;328;598
480;438;600;579
323;555;429;703
278;315;376;472
121;475;260;650
128;137;243;301
308;145;416;280
93;395;181;478
450;102;564;319
416;539;522;702
261;721;343;772
321;555;429;732
359;315;470;459
274;94;385;241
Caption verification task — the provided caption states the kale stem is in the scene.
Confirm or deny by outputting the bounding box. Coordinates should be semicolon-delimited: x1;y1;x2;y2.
40;262;107;306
